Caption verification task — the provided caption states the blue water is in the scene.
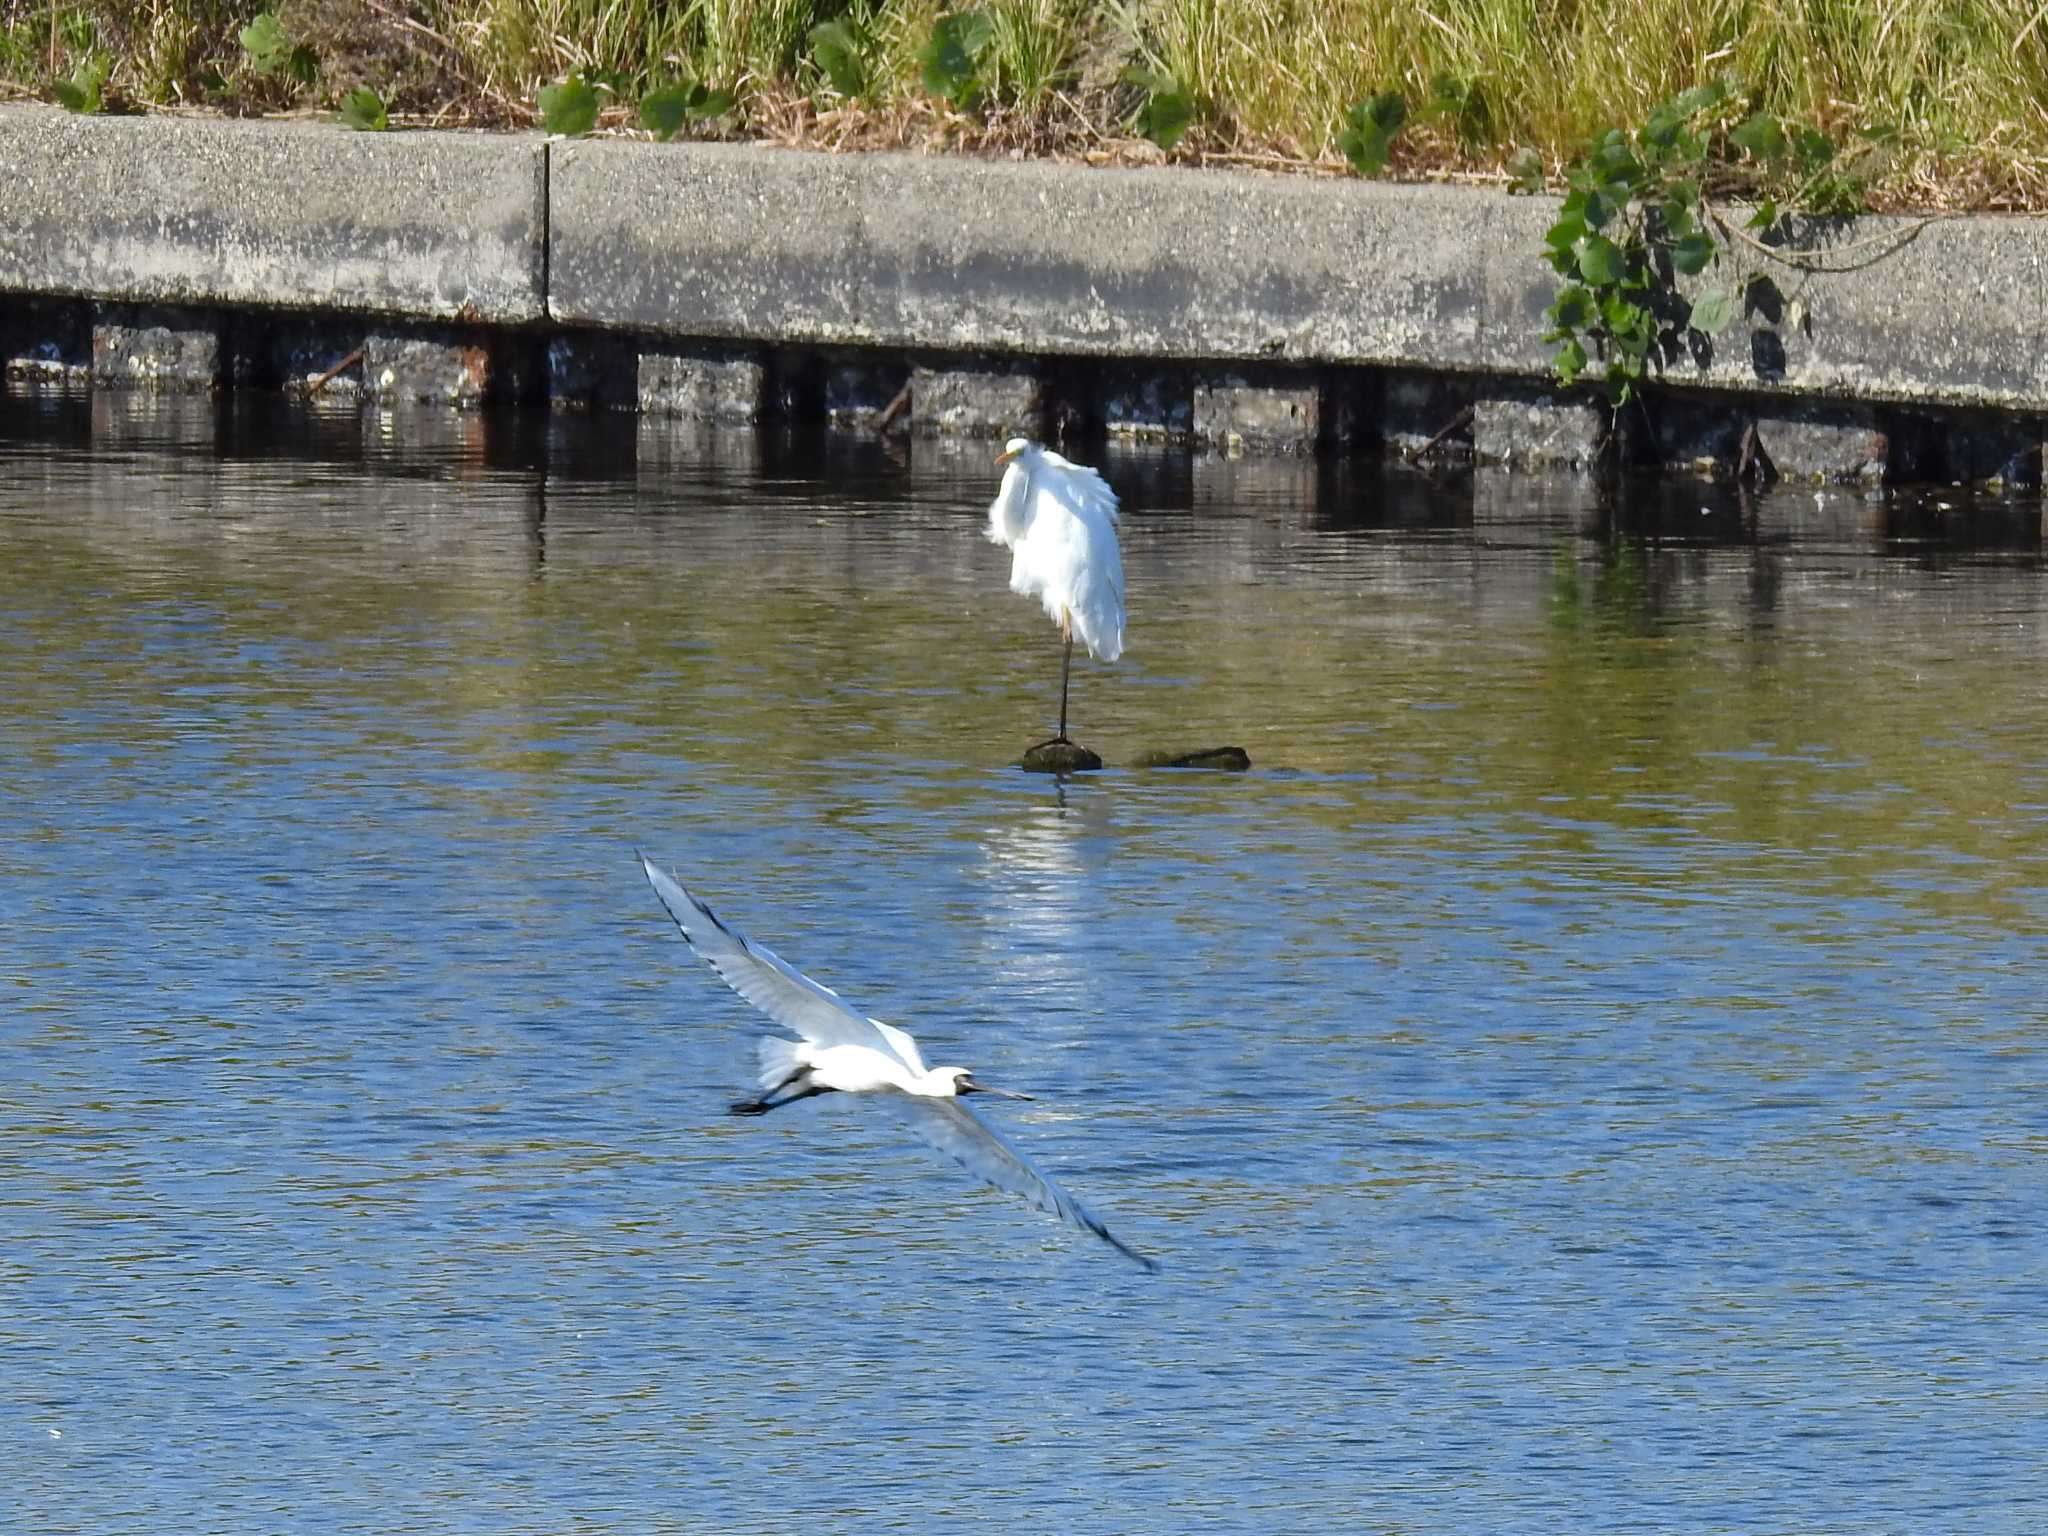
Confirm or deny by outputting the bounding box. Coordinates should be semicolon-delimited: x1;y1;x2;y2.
4;395;2046;1532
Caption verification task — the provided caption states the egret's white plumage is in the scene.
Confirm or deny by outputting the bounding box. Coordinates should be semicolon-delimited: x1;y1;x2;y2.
986;438;1125;740
639;854;1156;1271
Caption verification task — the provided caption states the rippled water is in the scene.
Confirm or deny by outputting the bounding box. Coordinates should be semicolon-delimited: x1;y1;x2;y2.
5;393;2046;1533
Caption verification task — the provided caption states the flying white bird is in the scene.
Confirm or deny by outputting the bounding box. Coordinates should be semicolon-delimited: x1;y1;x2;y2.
638;855;1156;1271
986;438;1126;745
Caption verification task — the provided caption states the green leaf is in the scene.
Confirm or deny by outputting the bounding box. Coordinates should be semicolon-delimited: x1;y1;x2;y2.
1575;233;1623;286
241;12;316;84
240;12;287;71
921;10;993;106
539;75;600;137
1730;113;1785;160
1589;133;1640;186
809;20;865;98
338;84;387;131
1555;337;1588;385
1641;105;1685;152
1546;285;1597;331
1335;91;1407;175
1667;79;1729;119
1429;71;1492;146
1136;82;1195;151
1746;195;1778;232
1687;288;1735;335
50;54;107;114
1659;200;1697;240
1545;209;1586;253
1791;125;1835;173
639;85;689;140
1603;294;1648;347
1506;147;1544;194
1360;90;1407;135
637;82;728;139
1671;230;1715;275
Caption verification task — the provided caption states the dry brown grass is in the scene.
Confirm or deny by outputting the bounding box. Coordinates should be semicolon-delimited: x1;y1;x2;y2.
7;1;2048;208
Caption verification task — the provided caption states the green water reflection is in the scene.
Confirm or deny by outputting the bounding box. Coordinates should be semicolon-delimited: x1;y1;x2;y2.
4;393;2045;939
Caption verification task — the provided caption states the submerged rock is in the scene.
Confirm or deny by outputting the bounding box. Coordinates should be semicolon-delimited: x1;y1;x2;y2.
1019;740;1103;774
1132;746;1252;772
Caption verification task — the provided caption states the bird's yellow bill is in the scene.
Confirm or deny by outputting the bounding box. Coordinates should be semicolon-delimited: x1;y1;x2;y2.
995;448;1019;465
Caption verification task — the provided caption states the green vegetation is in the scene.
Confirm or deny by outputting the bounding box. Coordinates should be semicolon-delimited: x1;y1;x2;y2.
1542;81;1738;409
1335;91;1405;176
1;1;2045;208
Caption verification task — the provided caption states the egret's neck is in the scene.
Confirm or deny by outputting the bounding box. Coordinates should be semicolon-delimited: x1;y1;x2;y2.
988;462;1031;547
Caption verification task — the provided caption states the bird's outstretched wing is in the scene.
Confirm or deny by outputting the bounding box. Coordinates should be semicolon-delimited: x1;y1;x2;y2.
884;1095;1157;1272
639;855;917;1070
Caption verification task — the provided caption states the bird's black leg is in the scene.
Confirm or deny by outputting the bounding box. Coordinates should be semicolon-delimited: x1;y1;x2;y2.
1027;616;1077;754
729;1077;832;1116
1056;630;1074;743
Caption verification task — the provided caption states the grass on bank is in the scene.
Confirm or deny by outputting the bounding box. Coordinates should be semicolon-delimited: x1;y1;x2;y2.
6;0;2048;209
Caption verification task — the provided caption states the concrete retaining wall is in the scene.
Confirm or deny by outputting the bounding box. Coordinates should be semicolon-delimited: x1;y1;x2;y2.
0;108;545;322
548;139;1543;371
2;103;2045;484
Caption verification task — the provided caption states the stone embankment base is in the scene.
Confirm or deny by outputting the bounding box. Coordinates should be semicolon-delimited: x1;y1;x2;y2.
9;293;2044;489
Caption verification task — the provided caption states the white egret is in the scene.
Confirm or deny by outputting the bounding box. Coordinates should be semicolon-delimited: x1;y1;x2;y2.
638;855;1157;1271
986;438;1125;745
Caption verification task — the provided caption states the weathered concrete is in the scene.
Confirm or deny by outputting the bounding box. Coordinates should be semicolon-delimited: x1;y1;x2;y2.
549;139;1528;371
0;104;546;323
363;328;519;406
1752;403;1897;485
1474;383;1605;470
1672;215;2048;411
5;106;2048;476
1192;366;1322;454
639;342;766;421
91;304;222;391
545;138;2048;429
909;358;1044;437
1648;390;1930;484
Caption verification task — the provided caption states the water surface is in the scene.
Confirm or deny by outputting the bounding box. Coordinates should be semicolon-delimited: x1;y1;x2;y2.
5;394;2045;1533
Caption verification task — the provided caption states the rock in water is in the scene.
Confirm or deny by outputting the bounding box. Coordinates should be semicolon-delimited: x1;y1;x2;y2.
1131;746;1252;772
1019;740;1104;774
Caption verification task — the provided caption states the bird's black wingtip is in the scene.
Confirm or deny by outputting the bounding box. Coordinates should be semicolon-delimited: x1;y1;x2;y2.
1087;1215;1159;1273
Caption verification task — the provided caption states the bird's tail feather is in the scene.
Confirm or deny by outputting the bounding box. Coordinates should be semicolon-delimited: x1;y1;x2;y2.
756;1035;807;1093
